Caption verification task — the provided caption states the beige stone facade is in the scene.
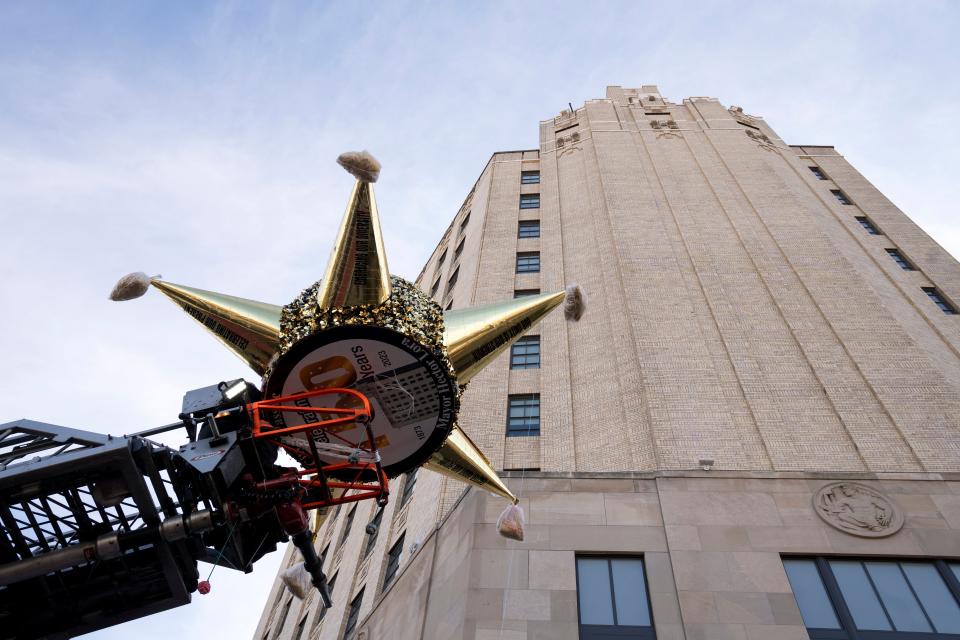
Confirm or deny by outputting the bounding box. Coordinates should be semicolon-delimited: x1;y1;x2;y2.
253;85;960;640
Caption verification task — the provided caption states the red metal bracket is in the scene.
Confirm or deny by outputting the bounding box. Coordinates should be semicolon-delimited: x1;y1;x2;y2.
246;388;389;511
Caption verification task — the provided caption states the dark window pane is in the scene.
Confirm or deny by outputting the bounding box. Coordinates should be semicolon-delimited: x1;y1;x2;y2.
520;194;540;209
518;220;540;238
343;588;364;640
831;189;852;205
903;563;960;633
455;238;465;259
577;558;614;625
510;335;540;369
886;248;914;270
784;559;841;629
459;212;470;232
400;469;418;507
383;533;405;590
856;216;881;235
809;166;827;180
923;287;957;314
611;559;651;626
865;562;931;632
521;171;540;184
516;252;540;273
273;599;292;640
506;394;540;436
830;560;892;631
514;289;540;298
293;615;307;640
338;506;356;549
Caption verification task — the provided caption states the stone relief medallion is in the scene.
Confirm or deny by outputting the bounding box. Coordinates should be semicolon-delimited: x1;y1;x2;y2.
813;482;904;538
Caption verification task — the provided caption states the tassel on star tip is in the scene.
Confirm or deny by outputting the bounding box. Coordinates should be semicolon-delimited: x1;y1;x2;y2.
336;150;381;183
564;284;586;322
497;503;525;541
109;272;158;301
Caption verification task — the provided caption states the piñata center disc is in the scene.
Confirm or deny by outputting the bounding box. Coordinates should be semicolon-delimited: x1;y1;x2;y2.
263;324;456;477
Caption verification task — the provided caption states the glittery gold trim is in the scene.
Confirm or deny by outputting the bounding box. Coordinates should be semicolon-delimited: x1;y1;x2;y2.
269;276;460;405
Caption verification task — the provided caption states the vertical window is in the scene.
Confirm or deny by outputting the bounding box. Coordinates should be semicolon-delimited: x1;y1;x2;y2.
783;559;842;631
437;248;447;267
273;599;292;640
886;248;915;271
293;615;308;640
510;335;541;369
856;216;881;235
507;394;540;437
445;300;453;310
447;266;459;290
430;277;441;297
383;533;405;591
521;170;540;184
364;508;383;557
923;287;958;315
342;588;364;640
576;557;655;639
514;289;540;298
831;189;853;205
399;469;418;507
320;543;330;566
454;237;466;260
785;557;960;639
315;573;337;624
520;194;541;209
459;212;470;234
809;166;828;180
518;220;540;238
337;505;356;550
516;252;540;273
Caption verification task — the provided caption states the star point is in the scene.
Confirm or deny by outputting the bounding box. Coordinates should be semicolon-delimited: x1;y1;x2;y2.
114;152;584;503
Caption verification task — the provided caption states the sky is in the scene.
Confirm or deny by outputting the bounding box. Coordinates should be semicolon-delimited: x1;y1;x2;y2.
1;1;958;638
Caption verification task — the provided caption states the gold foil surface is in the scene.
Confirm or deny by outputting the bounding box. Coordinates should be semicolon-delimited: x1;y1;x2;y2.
425;427;518;503
315;180;393;309
442;289;566;385
272;275;460;402
151;279;282;376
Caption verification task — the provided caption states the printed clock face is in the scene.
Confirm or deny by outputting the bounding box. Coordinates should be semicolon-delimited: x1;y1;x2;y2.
263;325;456;477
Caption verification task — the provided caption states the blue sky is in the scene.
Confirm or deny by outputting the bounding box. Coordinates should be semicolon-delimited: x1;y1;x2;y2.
1;2;958;638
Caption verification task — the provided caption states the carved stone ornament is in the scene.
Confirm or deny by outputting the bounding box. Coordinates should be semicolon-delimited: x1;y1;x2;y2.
745;128;779;152
729;105;759;123
650;119;681;139
813;482;904;538
745;128;772;144
650;119;678;130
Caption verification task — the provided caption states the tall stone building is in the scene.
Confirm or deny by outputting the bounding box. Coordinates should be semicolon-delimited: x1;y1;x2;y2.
253;85;960;640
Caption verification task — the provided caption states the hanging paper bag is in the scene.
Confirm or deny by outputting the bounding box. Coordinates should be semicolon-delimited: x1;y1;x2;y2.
281;562;312;599
496;503;525;541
